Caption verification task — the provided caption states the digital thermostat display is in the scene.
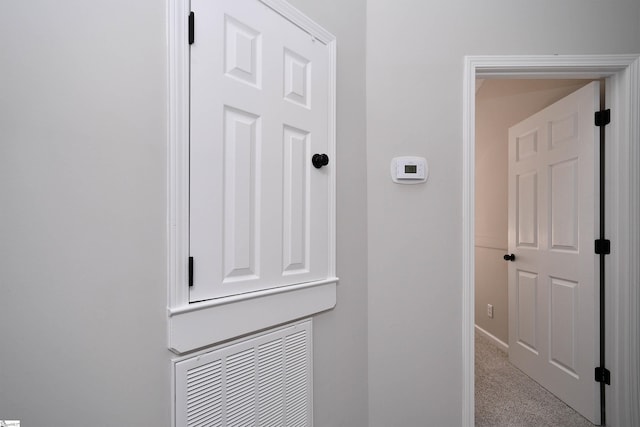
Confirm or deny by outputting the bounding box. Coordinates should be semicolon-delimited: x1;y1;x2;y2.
390;156;429;184
404;165;417;174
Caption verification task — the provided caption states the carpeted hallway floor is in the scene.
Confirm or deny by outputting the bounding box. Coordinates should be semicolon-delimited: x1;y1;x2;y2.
475;331;596;427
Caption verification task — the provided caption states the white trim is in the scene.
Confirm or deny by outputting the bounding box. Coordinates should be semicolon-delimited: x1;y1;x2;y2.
474;324;509;352
167;0;191;315
260;0;335;44
470;54;637;79
170;318;312;363
618;57;640;427
168;277;338;316
327;38;337;280
629;57;640;427
462;61;475;427
463;54;640;427
168;0;337;354
169;282;335;354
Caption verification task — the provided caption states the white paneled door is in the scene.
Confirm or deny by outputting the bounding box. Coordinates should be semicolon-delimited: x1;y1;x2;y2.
189;0;331;302
507;82;600;424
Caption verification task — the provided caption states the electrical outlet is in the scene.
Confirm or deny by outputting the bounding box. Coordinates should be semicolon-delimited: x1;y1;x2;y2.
487;304;494;318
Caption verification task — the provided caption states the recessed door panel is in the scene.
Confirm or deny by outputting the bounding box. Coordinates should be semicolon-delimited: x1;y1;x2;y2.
550;277;579;377
224;15;262;88
549;113;578;150
282;125;310;275
517;172;538;248
223;107;261;282
550;159;579;252
516;130;538;162
516;270;538;353
283;48;311;108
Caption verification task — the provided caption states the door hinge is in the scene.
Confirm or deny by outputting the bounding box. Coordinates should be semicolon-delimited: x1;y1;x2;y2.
595;239;611;255
595;367;611;385
595;109;611;127
188;256;194;287
188;11;195;45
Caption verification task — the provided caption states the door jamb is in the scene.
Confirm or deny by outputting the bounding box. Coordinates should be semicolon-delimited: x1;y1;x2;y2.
462;55;640;427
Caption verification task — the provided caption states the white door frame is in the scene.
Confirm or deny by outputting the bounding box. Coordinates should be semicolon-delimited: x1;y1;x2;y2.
462;55;640;427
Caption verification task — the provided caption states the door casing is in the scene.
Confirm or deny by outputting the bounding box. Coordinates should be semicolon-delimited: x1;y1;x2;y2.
462;55;640;427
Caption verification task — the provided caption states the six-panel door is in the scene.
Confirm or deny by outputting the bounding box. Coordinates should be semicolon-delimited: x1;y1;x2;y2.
508;81;600;424
189;0;331;302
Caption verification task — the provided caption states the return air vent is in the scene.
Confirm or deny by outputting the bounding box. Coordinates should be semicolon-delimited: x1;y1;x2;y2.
174;320;312;427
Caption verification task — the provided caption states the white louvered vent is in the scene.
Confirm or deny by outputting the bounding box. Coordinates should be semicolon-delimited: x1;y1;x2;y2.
175;320;312;427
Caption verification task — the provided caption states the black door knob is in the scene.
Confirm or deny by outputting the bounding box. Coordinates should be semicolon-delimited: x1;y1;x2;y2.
504;254;515;261
312;153;329;169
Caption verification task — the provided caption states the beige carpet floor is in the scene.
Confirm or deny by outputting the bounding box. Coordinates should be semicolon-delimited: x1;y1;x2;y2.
475;331;597;427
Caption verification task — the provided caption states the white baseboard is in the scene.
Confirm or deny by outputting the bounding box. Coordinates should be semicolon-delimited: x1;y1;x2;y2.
475;324;509;352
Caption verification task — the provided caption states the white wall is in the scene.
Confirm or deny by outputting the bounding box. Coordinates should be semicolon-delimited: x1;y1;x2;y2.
366;1;640;425
475;79;591;344
0;1;368;426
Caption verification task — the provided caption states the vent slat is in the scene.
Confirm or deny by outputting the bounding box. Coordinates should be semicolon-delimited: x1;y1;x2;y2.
187;359;223;377
188;406;223;426
188;406;223;425
260;411;284;427
227;375;255;390
187;373;222;390
187;374;222;391
187;374;222;395
187;384;223;407
227;405;256;427
187;403;223;427
187;401;223;422
187;367;221;382
188;392;223;411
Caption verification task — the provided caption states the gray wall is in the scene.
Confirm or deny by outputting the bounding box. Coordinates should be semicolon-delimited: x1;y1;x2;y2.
286;1;369;426
0;0;368;426
0;1;170;426
475;80;591;344
366;1;640;426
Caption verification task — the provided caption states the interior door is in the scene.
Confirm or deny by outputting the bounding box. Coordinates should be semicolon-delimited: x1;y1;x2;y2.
189;0;330;302
507;81;600;424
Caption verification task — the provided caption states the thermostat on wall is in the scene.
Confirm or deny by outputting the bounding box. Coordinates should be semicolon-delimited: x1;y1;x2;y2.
391;156;429;184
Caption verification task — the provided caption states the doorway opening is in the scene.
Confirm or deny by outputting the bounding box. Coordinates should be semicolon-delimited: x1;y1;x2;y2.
474;78;601;425
462;55;640;427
